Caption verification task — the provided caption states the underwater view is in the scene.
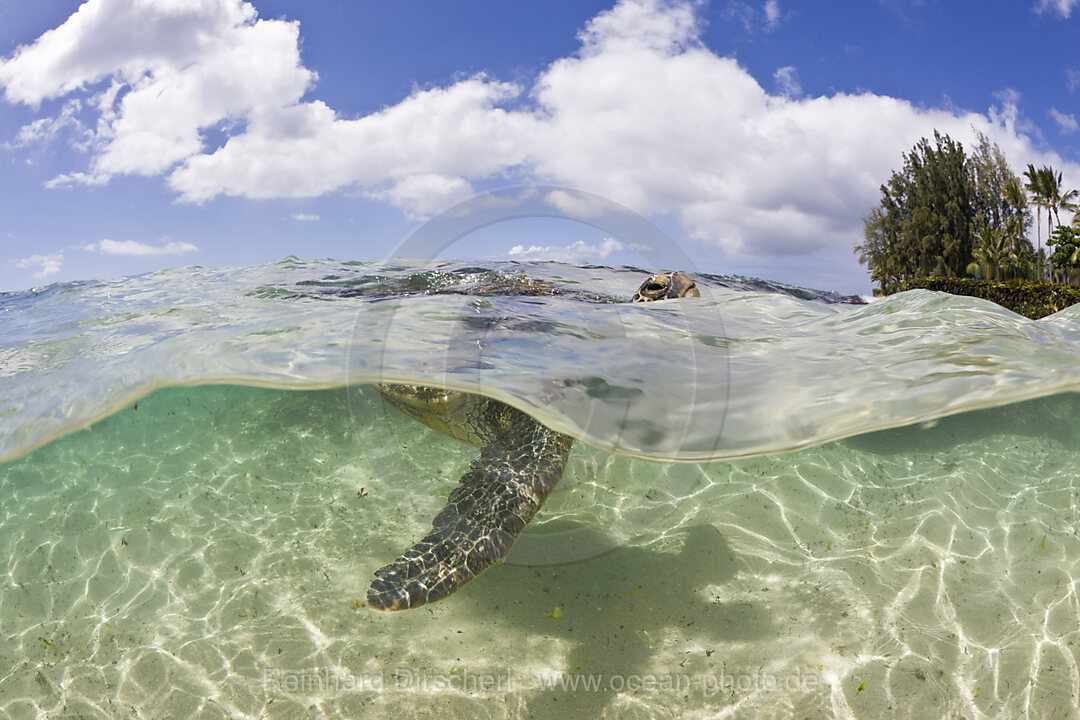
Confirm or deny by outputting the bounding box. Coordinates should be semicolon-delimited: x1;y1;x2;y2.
2;258;1080;719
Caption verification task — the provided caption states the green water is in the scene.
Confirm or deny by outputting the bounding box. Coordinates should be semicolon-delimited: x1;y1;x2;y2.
2;383;1078;719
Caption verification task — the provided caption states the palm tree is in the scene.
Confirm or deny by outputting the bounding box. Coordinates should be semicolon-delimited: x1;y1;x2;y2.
1003;178;1028;237
973;226;1011;281
1045;167;1078;284
1024;164;1050;280
1041;167;1078;228
1002;178;1034;279
1002;215;1035;279
1026;165;1079;279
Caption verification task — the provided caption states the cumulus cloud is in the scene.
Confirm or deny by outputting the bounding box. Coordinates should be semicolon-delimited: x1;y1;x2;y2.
0;0;313;181
2;0;1078;268
167;78;530;205
9;252;63;278
82;238;199;256
1050;107;1079;134
516;2;1076;259
365;174;476;219
504;237;625;263
543;189;616;220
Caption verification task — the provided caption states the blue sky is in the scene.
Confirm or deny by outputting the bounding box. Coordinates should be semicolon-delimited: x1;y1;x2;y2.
1;0;1078;295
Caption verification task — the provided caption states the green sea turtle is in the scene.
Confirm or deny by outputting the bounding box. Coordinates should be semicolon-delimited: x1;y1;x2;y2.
366;271;700;611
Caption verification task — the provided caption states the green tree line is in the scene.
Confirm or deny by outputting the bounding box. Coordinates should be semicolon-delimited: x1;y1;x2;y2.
855;130;1079;293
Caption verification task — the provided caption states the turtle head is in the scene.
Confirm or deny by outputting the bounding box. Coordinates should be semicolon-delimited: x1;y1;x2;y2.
631;272;700;302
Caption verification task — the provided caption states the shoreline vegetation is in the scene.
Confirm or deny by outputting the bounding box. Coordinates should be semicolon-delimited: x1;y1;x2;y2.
854;129;1080;319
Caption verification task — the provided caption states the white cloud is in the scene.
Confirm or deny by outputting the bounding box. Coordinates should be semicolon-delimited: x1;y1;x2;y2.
722;1;757;32
763;0;782;30
167;78;530;204
0;0;254;104
722;0;782;32
9;252;63;278
543;189;612;220
1067;67;1080;94
580;0;699;53
365;174;476;218
83;238;199;256
517;3;1074;259
0;0;313;180
773;65;801;97
1050;107;1079;134
2;0;1078;270
45;170;110;189
11;99;89;148
505;237;625;263
1035;0;1078;17
290;213;320;222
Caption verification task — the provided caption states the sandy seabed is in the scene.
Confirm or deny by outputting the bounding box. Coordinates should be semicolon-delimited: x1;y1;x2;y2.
0;385;1078;719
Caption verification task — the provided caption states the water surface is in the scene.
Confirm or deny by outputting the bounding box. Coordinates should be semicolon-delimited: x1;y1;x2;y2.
1;259;1079;719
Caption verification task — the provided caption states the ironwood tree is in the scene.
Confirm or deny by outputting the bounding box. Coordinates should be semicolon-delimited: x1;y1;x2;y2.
856;130;1033;292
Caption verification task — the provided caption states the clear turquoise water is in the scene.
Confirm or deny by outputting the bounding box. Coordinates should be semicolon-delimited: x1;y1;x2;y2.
2;259;1080;719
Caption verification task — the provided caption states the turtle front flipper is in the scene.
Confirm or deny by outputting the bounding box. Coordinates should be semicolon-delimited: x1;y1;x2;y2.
367;405;574;611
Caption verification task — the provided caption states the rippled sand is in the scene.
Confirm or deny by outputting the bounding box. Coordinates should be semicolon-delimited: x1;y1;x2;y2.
0;385;1078;719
